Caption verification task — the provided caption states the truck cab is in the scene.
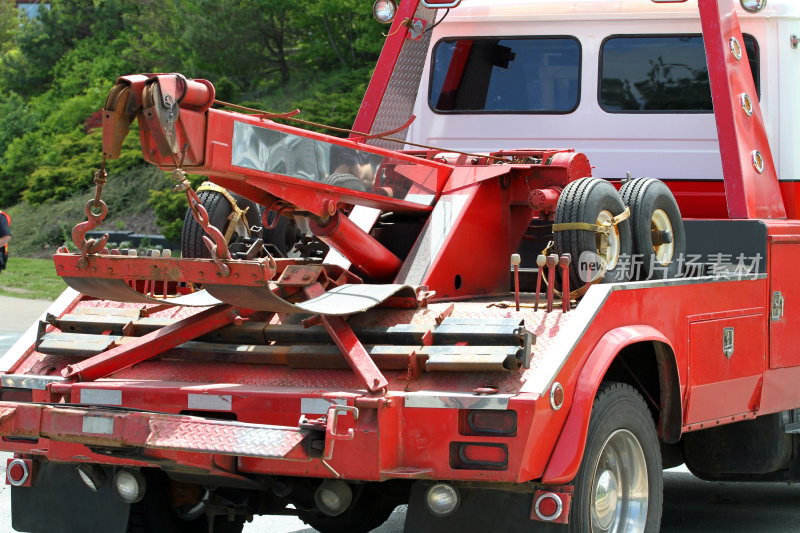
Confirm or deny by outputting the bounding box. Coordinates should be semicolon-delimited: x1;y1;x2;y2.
2;1;800;533
405;0;800;217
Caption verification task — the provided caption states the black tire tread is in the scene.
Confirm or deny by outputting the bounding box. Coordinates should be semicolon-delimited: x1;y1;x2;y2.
297;484;397;533
127;469;245;533
619;177;685;279
181;187;261;259
321;172;367;192
554;177;631;288
571;381;663;533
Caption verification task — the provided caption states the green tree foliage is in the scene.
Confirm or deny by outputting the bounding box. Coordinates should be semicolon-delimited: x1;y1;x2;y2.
0;0;20;55
0;0;387;240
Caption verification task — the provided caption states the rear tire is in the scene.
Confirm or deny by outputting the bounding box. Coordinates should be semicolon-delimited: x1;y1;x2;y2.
619;178;685;279
127;470;245;533
554;177;632;288
571;383;663;533
181;185;261;258
297;484;397;533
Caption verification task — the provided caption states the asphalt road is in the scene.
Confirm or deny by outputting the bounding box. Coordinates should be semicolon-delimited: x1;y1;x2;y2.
2;296;800;532
0;460;798;532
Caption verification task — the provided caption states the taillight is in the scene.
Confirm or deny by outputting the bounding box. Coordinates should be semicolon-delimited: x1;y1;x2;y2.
462;409;517;436
450;442;508;470
0;388;32;403
6;458;33;487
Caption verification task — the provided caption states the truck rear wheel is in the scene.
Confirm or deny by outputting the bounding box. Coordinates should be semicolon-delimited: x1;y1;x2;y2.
571;383;662;533
619;178;685;279
181;184;261;258
554;177;632;288
297;483;397;533
127;470;245;533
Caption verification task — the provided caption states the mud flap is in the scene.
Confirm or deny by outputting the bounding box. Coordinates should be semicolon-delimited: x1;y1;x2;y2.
12;462;129;533
404;482;566;533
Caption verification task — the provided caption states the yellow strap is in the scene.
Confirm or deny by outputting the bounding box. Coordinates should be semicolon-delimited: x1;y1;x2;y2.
551;206;630;235
196;182;250;241
552;221;607;234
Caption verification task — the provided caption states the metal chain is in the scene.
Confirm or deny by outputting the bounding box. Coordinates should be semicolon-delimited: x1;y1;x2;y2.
92;157;108;209
72;158;111;268
169;167;232;276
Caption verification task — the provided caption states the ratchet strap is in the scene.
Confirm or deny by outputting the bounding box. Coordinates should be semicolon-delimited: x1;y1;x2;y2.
196;182;251;242
551;206;631;235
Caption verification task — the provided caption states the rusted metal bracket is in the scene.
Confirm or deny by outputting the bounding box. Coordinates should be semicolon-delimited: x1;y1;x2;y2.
61;304;243;381
320;315;389;393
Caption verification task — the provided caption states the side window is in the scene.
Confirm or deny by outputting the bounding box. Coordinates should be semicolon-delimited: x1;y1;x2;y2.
429;37;581;114
599;34;760;113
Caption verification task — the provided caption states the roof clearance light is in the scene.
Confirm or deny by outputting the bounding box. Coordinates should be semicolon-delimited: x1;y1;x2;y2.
741;0;766;13
373;0;397;24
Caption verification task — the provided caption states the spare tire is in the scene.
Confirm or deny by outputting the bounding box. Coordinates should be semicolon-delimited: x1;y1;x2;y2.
181;184;261;258
553;177;633;288
320;172;367;192
619;177;685;280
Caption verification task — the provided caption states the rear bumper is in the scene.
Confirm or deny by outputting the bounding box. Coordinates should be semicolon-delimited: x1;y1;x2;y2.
0;383;554;484
0;401;313;460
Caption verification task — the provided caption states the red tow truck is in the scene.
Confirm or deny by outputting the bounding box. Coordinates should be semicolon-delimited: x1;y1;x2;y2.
0;0;797;531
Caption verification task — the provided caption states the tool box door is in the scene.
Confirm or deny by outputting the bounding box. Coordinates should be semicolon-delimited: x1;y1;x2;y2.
686;314;765;424
768;243;800;369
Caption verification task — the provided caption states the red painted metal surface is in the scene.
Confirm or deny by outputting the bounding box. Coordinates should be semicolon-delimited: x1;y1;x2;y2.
768;242;800;368
310;211;402;282
351;0;422;137
166;106;450;217
542;325;675;485
638;179;800;221
0;273;784;488
684;311;765;424
7;4;800;523
699;0;785;219
62;305;241;381
0;401;310;460
321;315;389;393
53;250;277;285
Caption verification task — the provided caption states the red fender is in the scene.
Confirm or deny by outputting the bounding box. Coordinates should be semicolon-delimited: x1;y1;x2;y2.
541;325;677;485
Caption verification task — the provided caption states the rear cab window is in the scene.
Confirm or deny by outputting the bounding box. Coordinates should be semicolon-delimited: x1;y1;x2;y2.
429;36;581;114
599;34;760;112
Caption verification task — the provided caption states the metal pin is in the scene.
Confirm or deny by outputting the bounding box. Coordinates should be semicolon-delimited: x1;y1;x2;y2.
546;254;558;312
560;254;571;313
535;255;546;310
511;254;521;312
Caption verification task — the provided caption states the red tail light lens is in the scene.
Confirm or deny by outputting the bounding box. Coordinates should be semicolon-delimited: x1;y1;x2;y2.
450;443;508;470
465;409;517;436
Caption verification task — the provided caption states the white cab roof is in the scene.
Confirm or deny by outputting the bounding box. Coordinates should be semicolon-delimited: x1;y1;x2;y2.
446;0;800;22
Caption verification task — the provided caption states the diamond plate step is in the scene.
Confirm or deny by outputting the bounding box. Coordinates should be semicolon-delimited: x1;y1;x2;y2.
146;415;311;458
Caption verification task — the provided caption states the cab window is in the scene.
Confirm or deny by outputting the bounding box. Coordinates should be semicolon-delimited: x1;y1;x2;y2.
599;34;759;113
430;36;581;114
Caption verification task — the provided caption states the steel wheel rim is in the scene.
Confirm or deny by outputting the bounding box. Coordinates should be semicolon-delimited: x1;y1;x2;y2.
590;429;649;533
595;210;620;271
650;209;674;266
